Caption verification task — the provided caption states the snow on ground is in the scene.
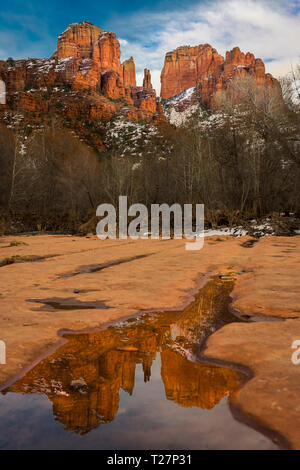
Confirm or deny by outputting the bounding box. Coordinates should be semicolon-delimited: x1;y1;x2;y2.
202;220;275;237
168;105;199;126
104;116;158;157
142;219;278;239
162;88;200;126
142;223;274;240
202;227;248;237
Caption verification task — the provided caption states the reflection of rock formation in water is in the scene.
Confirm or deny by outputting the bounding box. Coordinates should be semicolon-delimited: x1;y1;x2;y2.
5;276;244;434
7;327;159;434
161;350;242;409
168;276;238;354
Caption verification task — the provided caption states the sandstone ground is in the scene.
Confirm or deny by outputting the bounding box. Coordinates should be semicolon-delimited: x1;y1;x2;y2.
0;234;299;448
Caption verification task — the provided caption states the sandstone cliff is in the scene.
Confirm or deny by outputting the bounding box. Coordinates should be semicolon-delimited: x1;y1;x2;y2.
122;57;136;87
161;44;281;108
143;68;152;90
0;21;165;146
57;21;103;61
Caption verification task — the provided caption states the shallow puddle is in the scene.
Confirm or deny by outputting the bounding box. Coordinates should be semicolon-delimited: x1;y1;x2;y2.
27;298;111;311
240;239;259;248
59;254;153;278
0;276;278;449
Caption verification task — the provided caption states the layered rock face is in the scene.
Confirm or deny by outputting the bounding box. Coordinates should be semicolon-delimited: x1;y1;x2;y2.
161;44;281;107
161;44;223;100
54;22;160;119
143;68;152;90
57;21;103;60
0;21;164;127
122;56;136;87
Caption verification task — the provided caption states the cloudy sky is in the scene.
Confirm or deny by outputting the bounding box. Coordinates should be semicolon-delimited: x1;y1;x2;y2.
0;0;299;93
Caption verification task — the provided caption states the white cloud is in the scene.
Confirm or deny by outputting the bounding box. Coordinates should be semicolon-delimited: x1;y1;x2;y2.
116;0;300;94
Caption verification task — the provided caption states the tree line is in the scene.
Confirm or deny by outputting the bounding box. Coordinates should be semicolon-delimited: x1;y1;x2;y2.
0;68;299;233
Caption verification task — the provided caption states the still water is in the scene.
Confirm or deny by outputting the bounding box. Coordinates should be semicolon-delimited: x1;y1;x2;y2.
0;275;277;449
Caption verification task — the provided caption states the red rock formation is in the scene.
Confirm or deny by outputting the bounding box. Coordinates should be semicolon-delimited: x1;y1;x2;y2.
15;92;49;114
101;71;124;99
154;101;166;123
57;21;103;60
130;86;157;115
0;21;165;129
122;57;136;87
161;44;281;108
0;59;29;94
127;68;166;121
161;44;223;100
92;31;123;77
143;68;152;90
58;28;123;91
161;350;242;409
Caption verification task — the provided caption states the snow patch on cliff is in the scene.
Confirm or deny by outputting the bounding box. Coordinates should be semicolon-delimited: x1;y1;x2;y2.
168;105;199;126
167;87;196;105
161;87;200;125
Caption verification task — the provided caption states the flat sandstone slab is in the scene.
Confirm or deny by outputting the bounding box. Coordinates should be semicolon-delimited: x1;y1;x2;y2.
0;234;299;447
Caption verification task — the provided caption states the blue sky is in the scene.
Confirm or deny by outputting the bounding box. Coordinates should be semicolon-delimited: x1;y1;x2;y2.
1;0;299;92
0;0;194;58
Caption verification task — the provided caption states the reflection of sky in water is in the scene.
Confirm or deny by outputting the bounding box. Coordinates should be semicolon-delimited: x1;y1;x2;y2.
0;276;277;449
